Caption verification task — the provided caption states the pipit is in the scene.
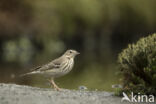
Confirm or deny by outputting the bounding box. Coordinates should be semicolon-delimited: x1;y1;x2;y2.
21;49;80;91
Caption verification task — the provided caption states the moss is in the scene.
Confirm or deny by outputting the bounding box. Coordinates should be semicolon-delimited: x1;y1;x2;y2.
118;33;156;95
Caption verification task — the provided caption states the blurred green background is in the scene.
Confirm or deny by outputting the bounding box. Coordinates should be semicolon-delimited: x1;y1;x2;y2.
0;0;156;91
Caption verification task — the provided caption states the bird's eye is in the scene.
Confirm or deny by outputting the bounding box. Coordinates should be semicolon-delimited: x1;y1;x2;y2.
69;51;72;53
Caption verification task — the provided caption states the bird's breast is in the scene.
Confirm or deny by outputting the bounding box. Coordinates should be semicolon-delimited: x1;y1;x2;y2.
50;58;74;78
62;58;74;73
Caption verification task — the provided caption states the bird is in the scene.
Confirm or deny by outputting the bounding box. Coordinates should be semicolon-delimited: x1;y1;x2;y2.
21;49;80;91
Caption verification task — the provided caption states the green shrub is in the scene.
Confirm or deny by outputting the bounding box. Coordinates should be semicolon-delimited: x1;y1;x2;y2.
118;33;156;95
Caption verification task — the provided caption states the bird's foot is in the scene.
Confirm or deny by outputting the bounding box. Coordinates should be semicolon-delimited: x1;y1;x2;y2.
54;86;61;91
47;79;61;91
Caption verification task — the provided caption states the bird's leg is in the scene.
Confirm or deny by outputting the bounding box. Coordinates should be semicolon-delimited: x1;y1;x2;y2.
49;78;61;91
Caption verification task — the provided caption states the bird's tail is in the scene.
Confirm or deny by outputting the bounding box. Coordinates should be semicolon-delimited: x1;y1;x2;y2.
19;71;39;77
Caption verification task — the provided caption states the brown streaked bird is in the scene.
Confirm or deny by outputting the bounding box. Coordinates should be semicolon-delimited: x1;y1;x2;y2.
21;49;80;91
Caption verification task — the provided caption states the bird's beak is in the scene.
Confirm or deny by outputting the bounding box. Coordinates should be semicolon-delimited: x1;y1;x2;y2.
76;52;80;55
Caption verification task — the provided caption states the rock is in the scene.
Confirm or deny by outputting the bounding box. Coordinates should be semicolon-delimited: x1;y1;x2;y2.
78;85;88;90
0;83;141;104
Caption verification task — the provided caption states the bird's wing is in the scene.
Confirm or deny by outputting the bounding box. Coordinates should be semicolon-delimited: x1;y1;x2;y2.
32;57;62;72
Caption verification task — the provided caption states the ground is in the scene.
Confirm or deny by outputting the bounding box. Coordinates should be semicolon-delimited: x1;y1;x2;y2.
0;83;150;104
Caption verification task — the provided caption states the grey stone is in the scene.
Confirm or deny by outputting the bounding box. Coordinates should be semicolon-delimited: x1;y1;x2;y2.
0;83;148;104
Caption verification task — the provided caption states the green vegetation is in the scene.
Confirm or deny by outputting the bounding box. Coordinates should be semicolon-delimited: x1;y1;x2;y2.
118;33;156;95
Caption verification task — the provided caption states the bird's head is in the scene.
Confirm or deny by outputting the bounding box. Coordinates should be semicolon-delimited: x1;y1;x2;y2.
64;49;80;59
